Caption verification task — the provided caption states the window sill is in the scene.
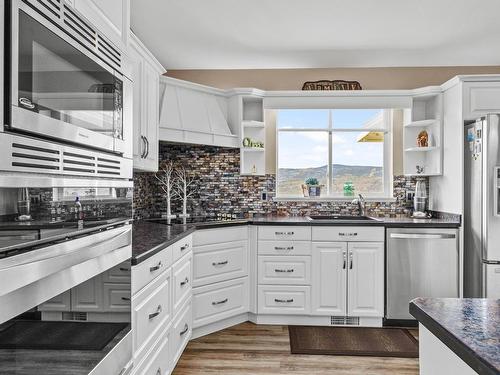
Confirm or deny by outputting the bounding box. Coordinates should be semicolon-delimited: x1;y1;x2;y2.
272;197;397;203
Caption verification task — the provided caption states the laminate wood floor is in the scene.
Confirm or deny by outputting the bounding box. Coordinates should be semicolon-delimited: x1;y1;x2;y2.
172;323;419;375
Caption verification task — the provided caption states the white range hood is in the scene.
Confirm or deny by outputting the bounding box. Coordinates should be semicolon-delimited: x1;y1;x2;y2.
159;77;239;147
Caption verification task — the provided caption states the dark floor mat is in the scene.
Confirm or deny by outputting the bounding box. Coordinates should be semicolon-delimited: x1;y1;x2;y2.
289;325;419;358
0;320;128;351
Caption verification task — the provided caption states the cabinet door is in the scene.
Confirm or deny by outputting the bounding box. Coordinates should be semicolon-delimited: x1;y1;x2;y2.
311;242;347;316
38;290;71;312
71;274;104;312
129;40;145;170
73;0;130;49
463;81;500;120
141;60;159;172
347;242;384;318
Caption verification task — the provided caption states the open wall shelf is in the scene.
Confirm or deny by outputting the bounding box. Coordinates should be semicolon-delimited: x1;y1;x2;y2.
403;94;443;176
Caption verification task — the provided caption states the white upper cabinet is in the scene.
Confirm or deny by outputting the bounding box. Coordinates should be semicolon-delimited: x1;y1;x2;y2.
128;33;164;172
347;242;384;318
463;81;500;120
73;0;130;50
159;78;239;148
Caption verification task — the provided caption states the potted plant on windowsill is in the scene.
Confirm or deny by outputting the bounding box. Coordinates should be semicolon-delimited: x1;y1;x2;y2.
302;177;323;197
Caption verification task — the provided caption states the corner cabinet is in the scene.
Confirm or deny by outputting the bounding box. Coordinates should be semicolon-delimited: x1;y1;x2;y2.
128;33;164;172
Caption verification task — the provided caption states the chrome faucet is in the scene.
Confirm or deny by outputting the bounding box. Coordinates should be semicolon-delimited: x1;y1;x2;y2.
352;194;366;216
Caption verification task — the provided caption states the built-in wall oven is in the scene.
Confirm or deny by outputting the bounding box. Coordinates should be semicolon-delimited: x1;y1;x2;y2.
4;0;132;156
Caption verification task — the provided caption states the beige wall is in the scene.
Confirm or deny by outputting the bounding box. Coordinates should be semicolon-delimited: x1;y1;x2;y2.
165;66;500;91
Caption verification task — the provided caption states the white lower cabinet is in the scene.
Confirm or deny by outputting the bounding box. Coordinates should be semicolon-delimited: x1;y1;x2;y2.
257;285;310;315
172;252;193;316
133;323;171;375
193;277;249;328
347;242;384;317
170;298;193;366
311;242;347;316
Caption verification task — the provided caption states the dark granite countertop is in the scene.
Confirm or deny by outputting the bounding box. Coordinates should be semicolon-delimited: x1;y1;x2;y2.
131;221;195;265
131;214;460;265
410;298;500;375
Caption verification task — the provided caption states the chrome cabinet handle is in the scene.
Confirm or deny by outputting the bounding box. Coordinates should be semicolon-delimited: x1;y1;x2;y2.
150;261;162;272
180;323;189;336
339;232;358;237
140;136;146;158
212;298;228;306
156;368;161;375
180;243;190;251
180;277;189;286
144;136;149;158
121;297;131;302
349;253;353;269
390;233;456;239
119;267;130;272
343;250;347;269
274;269;294;273
275;231;294;236
212;260;228;266
149;305;162;320
274;298;293;303
274;246;294;251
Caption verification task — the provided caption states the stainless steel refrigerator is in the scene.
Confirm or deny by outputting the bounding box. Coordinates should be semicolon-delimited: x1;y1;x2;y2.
464;114;500;298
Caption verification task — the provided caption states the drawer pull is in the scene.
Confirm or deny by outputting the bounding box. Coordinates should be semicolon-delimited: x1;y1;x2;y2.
180;277;189;286
148;305;162;320
274;298;294;303
338;232;358;237
274;246;294;251
119;267;130;272
149;261;163;272
181;243;190;251
274;268;294;273
180;323;189;336
212;260;228;266
275;231;294;236
121;297;131;302
212;298;228;306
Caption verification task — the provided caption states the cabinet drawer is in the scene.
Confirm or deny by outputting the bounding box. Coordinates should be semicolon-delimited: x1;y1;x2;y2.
103;283;131;312
312;226;384;242
133;324;171;375
193;240;248;287
172;252;192;317
193;277;249;328
132;247;172;295
258;226;311;241
193;226;248;246
132;269;172;361
257;285;310;315
258;240;311;256
172;235;193;264
103;261;131;283
258;256;311;285
170;298;192;368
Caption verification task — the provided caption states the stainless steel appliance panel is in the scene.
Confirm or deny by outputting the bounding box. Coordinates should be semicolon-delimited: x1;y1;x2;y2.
386;228;459;320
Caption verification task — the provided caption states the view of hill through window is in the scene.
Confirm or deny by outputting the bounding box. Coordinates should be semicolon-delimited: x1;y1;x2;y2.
276;109;387;197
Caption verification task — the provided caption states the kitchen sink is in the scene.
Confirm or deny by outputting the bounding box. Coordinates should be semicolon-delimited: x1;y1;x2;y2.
306;215;380;222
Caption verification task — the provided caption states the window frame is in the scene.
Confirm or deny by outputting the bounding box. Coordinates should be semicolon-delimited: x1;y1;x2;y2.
275;109;393;200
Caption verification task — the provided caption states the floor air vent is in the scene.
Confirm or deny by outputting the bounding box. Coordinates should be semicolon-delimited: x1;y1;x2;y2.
330;316;360;326
62;312;87;321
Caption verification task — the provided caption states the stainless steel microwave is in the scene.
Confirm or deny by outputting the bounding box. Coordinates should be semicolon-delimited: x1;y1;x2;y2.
4;0;132;157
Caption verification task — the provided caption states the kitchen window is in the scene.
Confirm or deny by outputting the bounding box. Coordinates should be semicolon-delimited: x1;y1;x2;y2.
276;109;392;199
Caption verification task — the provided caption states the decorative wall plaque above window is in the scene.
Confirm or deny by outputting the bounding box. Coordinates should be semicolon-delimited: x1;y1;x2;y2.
301;80;362;90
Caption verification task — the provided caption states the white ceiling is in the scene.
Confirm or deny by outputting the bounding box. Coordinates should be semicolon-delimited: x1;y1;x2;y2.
130;0;500;70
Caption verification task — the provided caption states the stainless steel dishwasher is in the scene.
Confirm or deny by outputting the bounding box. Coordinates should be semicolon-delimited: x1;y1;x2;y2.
386;227;459;322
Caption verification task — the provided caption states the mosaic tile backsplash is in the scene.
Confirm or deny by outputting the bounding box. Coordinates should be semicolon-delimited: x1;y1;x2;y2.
133;143;426;219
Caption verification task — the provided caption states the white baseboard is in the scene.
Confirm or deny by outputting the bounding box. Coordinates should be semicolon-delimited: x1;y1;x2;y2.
191;313;249;339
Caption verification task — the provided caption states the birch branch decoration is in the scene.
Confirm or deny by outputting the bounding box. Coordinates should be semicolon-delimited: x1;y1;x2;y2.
154;161;176;224
172;166;198;224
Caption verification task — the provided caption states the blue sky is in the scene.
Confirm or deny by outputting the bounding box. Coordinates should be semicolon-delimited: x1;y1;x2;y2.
277;109;384;169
